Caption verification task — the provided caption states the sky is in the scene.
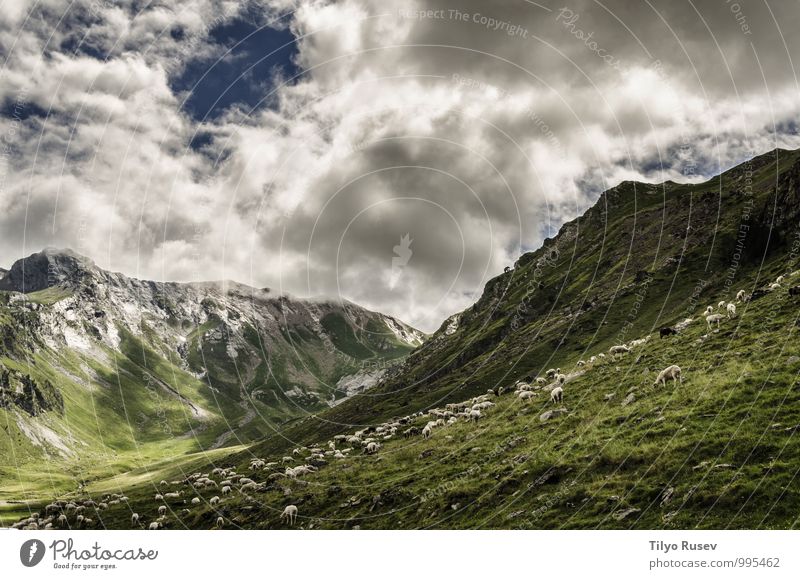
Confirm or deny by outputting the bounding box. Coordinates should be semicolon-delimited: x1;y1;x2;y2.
1;0;799;332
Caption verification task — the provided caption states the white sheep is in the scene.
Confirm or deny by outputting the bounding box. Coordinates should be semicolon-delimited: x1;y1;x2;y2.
191;497;201;505
536;377;547;385
718;301;726;309
210;496;220;506
576;360;585;366
706;313;725;330
158;505;167;516
550;386;563;404
654;365;682;386
776;275;785;284
556;373;567;385
281;505;298;526
518;391;536;402
131;513;140;525
609;345;630;357
770;282;781;290
468;409;482;422
148;522;159;530
364;442;381;454
221;486;232;495
422;425;432;439
736;289;746;302
705;305;714;315
216;517;225;529
726;303;736;318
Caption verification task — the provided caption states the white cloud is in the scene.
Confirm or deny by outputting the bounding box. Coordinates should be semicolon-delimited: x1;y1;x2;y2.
1;0;800;332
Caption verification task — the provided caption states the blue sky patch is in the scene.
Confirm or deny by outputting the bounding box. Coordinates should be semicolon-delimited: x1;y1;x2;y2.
172;15;299;121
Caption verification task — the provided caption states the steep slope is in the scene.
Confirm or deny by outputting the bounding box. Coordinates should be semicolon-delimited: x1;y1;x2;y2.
0;248;424;512
261;147;800;442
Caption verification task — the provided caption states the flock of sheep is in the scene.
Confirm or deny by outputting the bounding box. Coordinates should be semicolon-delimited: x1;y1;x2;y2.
11;272;799;531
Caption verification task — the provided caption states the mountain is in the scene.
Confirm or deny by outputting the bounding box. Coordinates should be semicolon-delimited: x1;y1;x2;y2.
0;248;424;507
6;147;800;530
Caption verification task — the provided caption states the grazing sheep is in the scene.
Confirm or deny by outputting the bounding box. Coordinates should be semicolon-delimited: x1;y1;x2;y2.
403;426;421;438
422;425;432;439
659;327;677;338
726;303;737;318
210;496;220;506
191;497;201;505
216;517;225;529
654;365;682;386
770;282;781;291
609;345;630;357
718;301;726;309
556;373;567;385
776;275;785;284
736;289;747;302
158;506;167;516
598;353;606;359
518;391;536;402
705;305;714;315
131;513;140;525
364;442;381;454
536;377;547;385
468;409;482;422
576;360;585;366
281;505;298;526
706;313;725;330
550;386;563;404
546;368;557;378
149;522;159;530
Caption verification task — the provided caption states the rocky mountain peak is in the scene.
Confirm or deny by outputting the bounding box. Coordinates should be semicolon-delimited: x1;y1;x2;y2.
0;247;96;293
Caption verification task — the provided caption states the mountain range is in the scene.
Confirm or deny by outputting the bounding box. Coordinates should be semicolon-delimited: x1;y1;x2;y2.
3;146;800;529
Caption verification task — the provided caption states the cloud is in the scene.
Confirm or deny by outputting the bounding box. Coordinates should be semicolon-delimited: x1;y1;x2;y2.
1;0;799;332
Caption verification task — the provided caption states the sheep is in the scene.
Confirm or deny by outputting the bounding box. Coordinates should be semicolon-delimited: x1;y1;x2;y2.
158;505;167;516
280;505;298;526
629;335;651;347
216;517;225;529
422;425;432;439
776;275;785;284
736;289;747;302
191;497;201;505
598;353;606;359
705;305;714;315
210;496;220;506
550;386;563;404
518;391;536;402
404;426;421;438
609;345;630;357
706;313;725;330
468;409;482;422
659;327;677;338
221;485;232;495
726;303;736;318
546;368;557;378
148;522;159;530
718;300;726;309
364;442;381;454
536;377;547;385
654;365;682;386
555;373;567;385
770;282;781;291
576;360;585;366
131;513;140;525
154;494;163;501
